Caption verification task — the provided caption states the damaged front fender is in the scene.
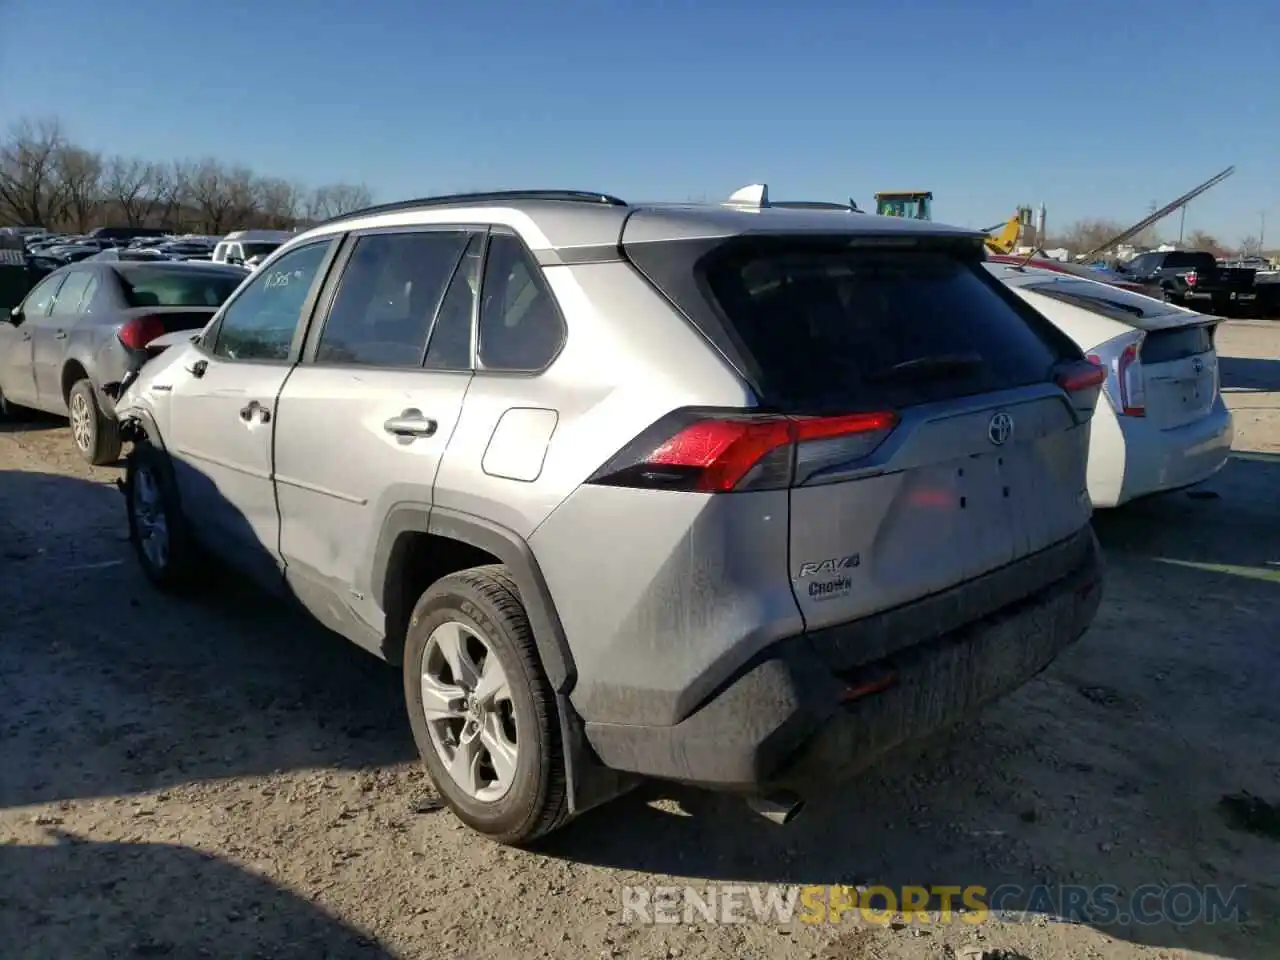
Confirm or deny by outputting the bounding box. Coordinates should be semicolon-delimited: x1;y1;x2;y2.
115;333;200;450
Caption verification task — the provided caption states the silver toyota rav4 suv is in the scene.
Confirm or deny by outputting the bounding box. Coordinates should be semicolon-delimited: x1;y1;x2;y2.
115;186;1105;845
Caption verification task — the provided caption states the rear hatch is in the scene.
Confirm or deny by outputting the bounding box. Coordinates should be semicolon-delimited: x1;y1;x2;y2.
1140;324;1218;428
625;228;1099;631
114;262;242;354
123;307;217;355
1016;277;1220;430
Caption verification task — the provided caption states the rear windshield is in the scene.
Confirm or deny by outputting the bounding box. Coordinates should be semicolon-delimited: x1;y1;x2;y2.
117;267;242;308
697;244;1067;409
1020;278;1189;329
242;242;281;258
1161;252;1215;270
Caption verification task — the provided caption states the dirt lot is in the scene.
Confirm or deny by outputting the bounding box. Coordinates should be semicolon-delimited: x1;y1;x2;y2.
2;323;1278;960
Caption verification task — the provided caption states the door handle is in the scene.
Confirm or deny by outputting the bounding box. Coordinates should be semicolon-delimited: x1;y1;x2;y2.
239;401;271;424
20;332;31;341
383;410;437;438
54;331;67;340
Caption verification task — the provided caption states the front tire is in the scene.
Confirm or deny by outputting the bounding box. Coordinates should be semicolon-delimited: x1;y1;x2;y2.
68;378;122;466
125;442;201;592
403;565;570;845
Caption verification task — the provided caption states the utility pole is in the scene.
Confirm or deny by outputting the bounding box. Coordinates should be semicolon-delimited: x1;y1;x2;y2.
1262;211;1267;251
1179;204;1187;245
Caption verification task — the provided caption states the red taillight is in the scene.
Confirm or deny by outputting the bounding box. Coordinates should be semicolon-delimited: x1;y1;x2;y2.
1088;343;1146;417
118;314;167;350
1184;270;1198;287
1055;359;1106;392
588;410;899;493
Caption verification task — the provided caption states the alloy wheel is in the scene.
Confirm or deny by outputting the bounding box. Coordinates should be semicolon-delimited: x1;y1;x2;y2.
419;620;519;802
69;390;92;451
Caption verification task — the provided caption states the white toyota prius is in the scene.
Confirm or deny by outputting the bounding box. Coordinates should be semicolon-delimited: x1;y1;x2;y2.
987;262;1234;508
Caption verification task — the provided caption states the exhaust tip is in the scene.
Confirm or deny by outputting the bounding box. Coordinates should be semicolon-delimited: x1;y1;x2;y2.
746;793;805;826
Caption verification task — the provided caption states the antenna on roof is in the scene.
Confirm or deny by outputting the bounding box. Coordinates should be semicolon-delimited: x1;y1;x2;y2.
725;183;769;209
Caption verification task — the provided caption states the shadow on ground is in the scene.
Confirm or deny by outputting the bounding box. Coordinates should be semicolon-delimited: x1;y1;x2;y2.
542;451;1280;958
0;832;394;958
1219;355;1280;392
0;470;415;814
0;409;65;434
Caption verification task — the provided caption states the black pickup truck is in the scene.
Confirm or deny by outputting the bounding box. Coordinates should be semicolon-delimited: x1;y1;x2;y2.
1116;250;1257;316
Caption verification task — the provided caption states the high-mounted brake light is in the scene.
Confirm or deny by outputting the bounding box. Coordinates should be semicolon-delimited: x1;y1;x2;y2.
118;314;167;351
588;410;899;493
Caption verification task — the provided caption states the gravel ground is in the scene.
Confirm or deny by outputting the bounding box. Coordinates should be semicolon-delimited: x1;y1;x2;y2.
2;322;1278;960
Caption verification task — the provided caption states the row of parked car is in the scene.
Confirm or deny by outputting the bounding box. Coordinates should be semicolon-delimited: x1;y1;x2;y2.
22;228;293;276
0;187;1234;847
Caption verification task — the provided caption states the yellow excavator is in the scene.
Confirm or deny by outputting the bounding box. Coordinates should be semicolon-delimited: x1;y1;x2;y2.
874;190;1020;254
982;214;1021;254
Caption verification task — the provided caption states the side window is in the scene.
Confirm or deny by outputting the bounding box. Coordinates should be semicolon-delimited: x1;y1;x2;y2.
49;271;93;315
315;230;472;368
476;233;566;372
424;233;483;370
211;240;332;362
20;273;66;319
77;274;100;313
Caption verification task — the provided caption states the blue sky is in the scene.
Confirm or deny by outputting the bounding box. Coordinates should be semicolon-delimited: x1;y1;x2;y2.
1;0;1276;243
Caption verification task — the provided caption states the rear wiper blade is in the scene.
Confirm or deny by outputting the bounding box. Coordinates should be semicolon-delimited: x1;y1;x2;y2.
865;352;984;383
1074;294;1146;317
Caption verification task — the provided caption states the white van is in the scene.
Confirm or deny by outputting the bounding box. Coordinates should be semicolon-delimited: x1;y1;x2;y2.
211;229;294;266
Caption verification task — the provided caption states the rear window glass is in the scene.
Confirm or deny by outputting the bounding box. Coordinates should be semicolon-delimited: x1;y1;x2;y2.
1161;252;1215;270
117;267;242;308
1021;279;1188;329
1141;326;1213;364
699;245;1064;409
242;242;281;258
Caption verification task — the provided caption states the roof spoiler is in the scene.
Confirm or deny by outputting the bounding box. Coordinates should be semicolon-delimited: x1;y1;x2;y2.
724;183;863;213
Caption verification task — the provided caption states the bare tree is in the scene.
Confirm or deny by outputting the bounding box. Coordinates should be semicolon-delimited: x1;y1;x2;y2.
0;117;68;227
0;115;372;233
1052;219;1129;257
1184;229;1225;256
305;182;373;220
188;159;240;234
253;177;301;228
103;157;158;226
54;146;105;232
1239;235;1263;257
152;160;193;230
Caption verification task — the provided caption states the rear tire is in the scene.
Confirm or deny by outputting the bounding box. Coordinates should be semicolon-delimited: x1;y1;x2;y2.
68;378;122;466
125;441;201;593
403;565;571;845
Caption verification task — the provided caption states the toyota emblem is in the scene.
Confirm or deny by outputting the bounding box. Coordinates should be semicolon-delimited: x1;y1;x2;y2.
988;412;1014;446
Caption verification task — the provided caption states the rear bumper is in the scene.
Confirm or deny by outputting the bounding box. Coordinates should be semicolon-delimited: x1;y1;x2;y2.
1090;397;1233;508
1181;290;1258;315
583;527;1102;794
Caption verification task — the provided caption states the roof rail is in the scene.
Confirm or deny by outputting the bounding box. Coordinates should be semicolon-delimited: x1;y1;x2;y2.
313;189;628;227
723;184;861;212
